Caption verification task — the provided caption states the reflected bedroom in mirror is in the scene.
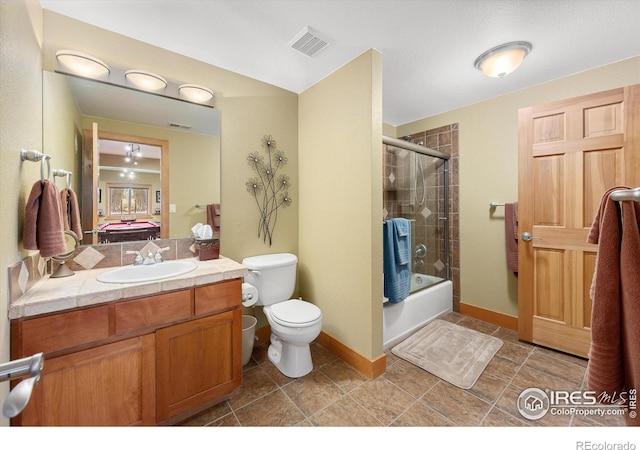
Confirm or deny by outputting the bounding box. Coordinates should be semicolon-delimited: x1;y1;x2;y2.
42;66;221;247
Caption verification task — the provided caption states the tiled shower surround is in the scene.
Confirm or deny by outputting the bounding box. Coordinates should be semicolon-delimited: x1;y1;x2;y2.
384;124;460;310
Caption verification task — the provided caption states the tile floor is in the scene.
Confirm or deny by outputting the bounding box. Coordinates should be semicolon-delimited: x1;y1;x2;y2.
180;312;627;427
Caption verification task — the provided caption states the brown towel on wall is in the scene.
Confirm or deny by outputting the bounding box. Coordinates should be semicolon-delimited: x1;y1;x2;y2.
206;203;220;237
23;179;67;257
504;202;518;276
60;188;83;241
586;186;640;426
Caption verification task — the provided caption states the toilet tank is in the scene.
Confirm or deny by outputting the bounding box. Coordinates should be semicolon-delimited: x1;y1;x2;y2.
242;253;298;306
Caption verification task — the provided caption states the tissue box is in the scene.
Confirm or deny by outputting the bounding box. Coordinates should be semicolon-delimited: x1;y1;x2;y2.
195;238;219;261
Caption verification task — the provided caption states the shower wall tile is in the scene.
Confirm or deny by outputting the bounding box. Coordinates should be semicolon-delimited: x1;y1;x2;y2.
425;134;438;149
423;123;460;311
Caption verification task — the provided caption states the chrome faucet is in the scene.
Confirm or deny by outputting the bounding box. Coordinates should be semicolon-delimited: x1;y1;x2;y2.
126;247;170;266
154;247;170;263
143;251;155;265
125;250;144;265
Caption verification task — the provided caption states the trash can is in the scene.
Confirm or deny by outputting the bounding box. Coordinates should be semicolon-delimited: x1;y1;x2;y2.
242;315;258;366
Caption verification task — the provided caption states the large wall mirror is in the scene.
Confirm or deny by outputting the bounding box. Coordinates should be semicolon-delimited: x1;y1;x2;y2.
43;70;221;244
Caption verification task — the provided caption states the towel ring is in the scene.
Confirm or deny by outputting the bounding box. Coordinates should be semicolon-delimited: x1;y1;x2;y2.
41;155;51;183
53;169;73;190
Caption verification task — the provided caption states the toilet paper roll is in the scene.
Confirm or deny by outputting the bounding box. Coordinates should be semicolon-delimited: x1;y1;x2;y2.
241;282;258;307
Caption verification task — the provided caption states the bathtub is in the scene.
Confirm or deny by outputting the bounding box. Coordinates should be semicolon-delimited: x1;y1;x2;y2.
383;274;453;350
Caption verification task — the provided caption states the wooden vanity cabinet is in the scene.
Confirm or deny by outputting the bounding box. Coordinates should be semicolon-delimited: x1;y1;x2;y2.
156;309;242;423
10;278;242;426
20;335;156;426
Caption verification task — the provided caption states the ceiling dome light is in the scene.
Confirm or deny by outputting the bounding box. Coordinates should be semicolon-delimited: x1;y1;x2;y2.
474;41;532;78
179;84;214;103
124;70;167;91
56;50;110;78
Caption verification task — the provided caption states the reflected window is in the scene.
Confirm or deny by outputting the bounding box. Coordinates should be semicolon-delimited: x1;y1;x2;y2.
107;183;151;218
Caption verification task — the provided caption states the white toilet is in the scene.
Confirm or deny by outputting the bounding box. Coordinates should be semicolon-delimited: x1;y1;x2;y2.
242;253;322;378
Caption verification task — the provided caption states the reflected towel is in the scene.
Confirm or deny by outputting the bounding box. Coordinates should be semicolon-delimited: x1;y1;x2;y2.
206;203;220;236
24;180;67;257
505;202;518;276
586;186;640;426
60;188;83;241
383;219;411;303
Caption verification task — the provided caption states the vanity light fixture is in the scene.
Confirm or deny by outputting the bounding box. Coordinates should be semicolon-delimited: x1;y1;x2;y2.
55;49;214;107
474;41;532;78
124;69;167;91
55;50;110;78
179;84;214;103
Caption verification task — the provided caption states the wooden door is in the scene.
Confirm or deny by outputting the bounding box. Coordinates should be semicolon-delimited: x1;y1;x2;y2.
518;85;640;357
156;309;242;423
18;335;156;426
81;123;99;244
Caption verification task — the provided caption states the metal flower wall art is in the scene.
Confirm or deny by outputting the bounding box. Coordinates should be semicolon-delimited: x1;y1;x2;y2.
245;135;292;245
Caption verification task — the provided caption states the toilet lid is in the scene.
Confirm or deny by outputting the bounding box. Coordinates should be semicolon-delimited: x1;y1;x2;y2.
269;300;322;327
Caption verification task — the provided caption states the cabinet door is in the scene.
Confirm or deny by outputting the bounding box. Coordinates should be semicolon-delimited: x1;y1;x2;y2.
18;334;156;426
156;309;242;423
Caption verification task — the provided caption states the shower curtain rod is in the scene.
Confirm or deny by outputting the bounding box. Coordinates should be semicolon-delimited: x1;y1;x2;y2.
382;135;450;160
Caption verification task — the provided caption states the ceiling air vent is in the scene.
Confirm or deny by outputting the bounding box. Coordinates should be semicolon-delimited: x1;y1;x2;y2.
288;26;330;57
169;122;192;130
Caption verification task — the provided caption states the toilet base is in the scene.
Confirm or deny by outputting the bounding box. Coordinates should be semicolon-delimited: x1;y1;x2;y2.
268;333;313;378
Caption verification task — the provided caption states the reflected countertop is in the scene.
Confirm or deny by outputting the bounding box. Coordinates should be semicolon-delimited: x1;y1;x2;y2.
9;256;247;320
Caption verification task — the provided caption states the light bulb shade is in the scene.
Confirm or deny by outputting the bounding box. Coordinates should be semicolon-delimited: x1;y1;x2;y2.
179;84;214;103
56;50;110;78
125;70;167;91
474;41;532;78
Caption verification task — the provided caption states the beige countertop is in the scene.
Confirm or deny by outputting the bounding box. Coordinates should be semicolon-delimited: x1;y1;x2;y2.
9;256;247;320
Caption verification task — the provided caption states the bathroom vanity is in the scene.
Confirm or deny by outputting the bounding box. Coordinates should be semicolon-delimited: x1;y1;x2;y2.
9;257;246;426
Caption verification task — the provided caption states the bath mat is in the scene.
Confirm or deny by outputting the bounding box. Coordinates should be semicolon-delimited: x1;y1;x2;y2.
391;319;503;389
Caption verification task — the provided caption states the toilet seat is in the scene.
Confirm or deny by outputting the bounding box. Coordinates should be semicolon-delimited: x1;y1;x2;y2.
269;300;322;328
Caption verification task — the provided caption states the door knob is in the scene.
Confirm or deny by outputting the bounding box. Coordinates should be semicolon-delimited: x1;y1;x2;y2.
521;232;541;242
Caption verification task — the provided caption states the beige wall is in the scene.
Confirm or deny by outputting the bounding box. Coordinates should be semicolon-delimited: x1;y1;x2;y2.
42;70;82;187
299;49;384;360
398;57;640;318
0;0;44;427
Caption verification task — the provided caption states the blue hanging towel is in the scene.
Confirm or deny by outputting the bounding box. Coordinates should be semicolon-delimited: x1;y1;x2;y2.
383;218;412;303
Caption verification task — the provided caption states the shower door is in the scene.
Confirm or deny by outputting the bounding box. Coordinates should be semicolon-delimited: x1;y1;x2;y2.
383;143;449;290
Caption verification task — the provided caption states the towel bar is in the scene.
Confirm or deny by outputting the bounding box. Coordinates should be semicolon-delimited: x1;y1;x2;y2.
383;219;416;223
610;187;640;202
0;353;43;383
489;202;505;207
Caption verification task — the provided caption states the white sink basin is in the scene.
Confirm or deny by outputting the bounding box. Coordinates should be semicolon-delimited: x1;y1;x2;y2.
96;260;198;284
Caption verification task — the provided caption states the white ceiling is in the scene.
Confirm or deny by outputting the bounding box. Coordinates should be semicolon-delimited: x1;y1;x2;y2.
39;0;640;126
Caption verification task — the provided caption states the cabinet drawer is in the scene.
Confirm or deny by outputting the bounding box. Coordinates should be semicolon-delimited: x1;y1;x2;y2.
19;306;110;356
115;290;191;335
194;279;241;316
